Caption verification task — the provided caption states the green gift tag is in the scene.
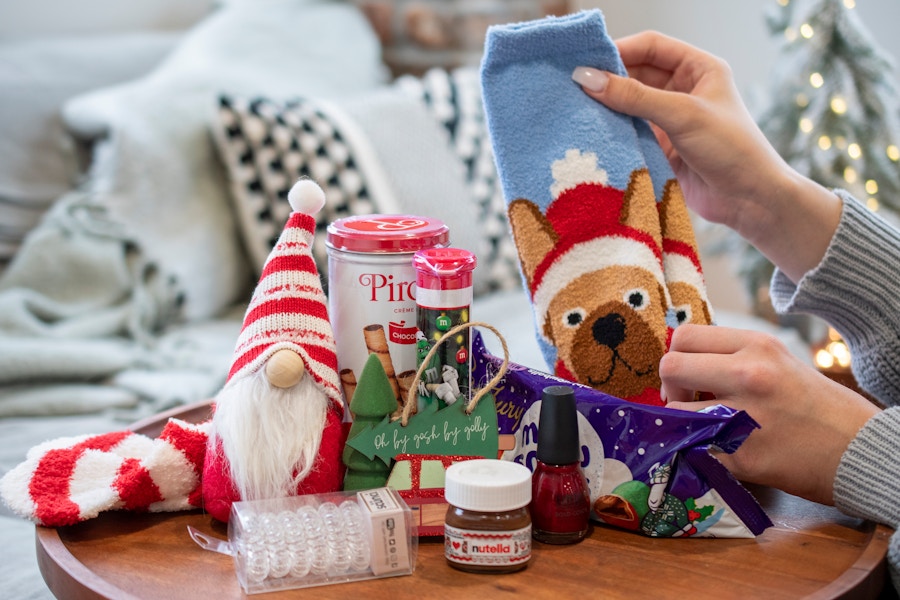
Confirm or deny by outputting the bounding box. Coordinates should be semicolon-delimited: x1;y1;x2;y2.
346;392;499;467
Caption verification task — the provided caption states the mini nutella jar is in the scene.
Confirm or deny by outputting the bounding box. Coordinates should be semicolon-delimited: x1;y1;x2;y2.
326;215;449;409
444;459;532;573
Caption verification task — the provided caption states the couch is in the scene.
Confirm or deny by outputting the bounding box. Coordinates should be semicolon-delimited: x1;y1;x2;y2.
0;2;811;597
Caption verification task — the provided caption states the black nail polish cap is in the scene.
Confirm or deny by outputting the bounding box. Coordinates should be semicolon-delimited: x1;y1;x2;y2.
537;385;580;465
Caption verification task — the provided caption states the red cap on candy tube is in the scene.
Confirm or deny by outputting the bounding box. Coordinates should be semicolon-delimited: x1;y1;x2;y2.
413;248;477;291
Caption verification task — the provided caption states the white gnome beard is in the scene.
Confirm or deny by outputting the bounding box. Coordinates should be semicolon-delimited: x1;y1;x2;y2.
211;368;329;502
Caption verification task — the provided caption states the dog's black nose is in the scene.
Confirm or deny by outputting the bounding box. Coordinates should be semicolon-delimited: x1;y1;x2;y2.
592;313;626;349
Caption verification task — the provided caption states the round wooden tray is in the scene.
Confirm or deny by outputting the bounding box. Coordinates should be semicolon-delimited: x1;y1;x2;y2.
35;400;891;599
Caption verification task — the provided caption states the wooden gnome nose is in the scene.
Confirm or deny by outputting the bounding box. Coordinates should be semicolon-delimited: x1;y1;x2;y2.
264;349;306;388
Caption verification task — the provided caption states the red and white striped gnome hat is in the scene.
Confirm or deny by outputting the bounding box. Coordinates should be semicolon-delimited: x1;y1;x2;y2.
225;179;342;408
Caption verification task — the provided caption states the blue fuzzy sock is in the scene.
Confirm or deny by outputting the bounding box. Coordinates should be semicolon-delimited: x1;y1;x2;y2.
482;10;640;205
633;118;715;329
481;9;672;405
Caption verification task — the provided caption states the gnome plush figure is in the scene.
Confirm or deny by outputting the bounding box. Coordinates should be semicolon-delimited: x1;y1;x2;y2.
0;179;346;526
202;178;346;522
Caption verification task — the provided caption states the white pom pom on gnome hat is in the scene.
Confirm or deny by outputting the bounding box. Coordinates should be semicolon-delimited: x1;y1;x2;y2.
287;178;326;215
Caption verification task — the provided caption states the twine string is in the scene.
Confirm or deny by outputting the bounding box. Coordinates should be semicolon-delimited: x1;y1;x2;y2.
400;321;509;427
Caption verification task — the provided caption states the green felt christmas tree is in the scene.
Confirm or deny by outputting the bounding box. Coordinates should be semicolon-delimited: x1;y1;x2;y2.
342;353;398;490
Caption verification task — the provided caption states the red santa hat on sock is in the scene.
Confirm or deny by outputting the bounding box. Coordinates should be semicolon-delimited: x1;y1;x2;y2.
530;150;667;340
226;179;342;408
659;179;714;327
661;237;709;316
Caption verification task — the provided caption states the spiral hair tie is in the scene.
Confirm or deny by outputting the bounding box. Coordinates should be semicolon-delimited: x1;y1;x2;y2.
233;499;371;584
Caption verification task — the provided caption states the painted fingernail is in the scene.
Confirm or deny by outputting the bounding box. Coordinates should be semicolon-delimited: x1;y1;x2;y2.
572;66;608;93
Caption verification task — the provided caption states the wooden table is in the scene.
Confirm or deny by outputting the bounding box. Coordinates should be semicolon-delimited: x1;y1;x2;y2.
35;401;893;599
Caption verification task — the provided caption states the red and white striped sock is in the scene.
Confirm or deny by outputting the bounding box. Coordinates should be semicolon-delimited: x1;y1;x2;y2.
0;418;209;527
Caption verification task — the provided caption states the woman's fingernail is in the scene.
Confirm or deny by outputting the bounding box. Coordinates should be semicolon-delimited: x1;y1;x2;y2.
572;66;608;93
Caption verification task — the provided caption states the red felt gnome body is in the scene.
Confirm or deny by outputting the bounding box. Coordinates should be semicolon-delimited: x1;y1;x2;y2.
202;179;346;522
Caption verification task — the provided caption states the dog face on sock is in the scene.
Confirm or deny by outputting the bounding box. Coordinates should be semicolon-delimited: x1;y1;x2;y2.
508;159;669;401
545;266;668;396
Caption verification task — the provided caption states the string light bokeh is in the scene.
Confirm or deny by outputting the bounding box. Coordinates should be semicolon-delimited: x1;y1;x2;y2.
776;0;900;215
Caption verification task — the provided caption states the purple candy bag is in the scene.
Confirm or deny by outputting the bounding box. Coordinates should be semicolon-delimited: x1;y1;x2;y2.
472;331;772;538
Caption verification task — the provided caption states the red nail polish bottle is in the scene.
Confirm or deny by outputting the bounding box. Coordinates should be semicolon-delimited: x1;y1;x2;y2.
530;385;591;544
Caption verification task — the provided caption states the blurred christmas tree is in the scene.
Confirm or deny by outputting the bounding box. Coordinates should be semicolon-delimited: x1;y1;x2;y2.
725;0;900;323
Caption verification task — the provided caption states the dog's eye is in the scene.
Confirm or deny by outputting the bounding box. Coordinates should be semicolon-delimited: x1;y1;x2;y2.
624;289;649;310
675;305;692;325
563;308;586;328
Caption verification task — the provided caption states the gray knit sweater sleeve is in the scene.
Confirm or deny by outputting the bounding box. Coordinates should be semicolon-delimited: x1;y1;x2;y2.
769;190;900;592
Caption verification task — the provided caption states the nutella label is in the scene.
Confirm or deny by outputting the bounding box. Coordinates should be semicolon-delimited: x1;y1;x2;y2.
444;524;532;567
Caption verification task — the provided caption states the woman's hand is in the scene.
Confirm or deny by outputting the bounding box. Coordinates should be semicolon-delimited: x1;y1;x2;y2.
572;31;842;284
661;324;880;505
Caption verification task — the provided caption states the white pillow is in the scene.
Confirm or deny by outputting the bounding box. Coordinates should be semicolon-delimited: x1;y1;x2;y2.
55;1;386;320
0;33;178;265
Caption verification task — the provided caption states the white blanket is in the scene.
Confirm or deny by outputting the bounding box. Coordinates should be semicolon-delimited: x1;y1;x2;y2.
0;0;385;418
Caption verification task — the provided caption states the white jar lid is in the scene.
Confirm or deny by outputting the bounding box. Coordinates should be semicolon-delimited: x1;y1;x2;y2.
444;459;532;512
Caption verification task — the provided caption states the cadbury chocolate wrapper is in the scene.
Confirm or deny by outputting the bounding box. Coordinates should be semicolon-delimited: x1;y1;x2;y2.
472;330;772;538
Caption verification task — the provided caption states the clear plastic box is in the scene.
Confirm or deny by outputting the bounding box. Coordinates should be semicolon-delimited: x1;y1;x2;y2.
189;487;417;594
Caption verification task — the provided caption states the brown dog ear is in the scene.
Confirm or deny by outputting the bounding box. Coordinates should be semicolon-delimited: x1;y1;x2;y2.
659;179;699;254
507;198;558;289
621;168;662;251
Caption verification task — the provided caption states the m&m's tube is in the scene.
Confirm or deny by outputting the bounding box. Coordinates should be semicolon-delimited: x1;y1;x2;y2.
413;248;477;411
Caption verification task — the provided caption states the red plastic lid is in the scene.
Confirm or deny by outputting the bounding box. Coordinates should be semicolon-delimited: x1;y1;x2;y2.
413;247;477;290
326;215;449;254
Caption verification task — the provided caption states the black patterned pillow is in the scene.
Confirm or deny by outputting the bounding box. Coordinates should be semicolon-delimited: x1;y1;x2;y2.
212;70;522;296
213;95;379;289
